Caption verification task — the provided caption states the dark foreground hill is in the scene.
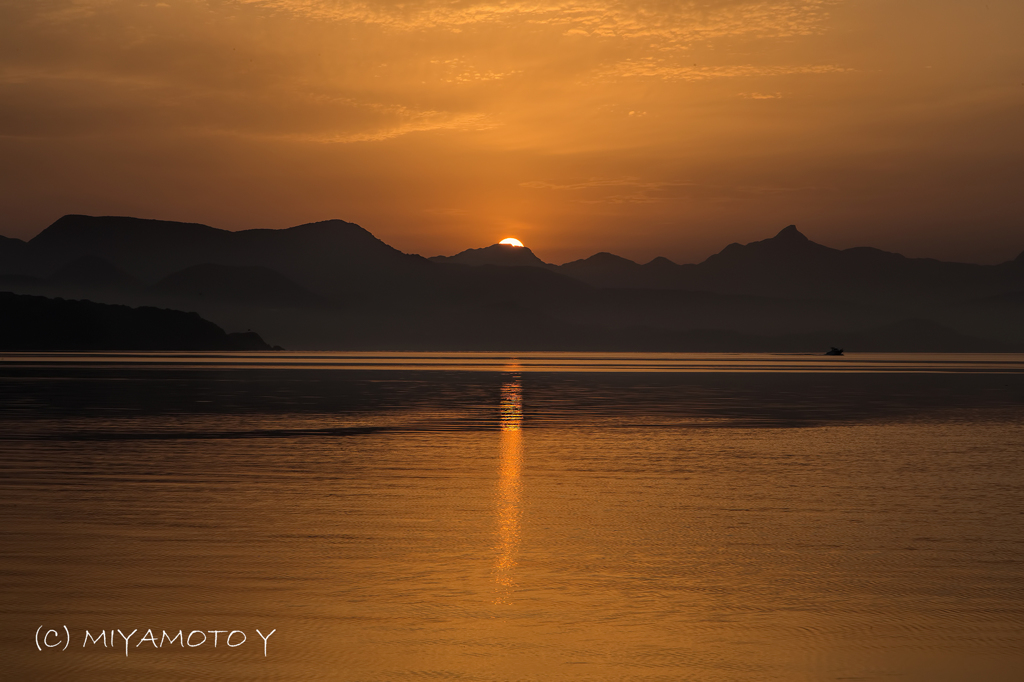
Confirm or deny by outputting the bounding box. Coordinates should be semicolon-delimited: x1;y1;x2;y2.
0;292;275;351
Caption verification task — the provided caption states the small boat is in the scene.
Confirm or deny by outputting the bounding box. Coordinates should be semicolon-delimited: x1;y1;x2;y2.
825;347;844;356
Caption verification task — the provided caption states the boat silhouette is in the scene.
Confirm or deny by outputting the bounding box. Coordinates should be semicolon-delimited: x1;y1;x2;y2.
825;347;844;356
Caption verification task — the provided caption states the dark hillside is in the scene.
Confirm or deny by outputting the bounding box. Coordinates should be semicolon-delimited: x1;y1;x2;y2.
0;292;274;350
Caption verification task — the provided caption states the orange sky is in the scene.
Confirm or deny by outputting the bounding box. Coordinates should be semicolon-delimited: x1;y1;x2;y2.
1;0;1022;264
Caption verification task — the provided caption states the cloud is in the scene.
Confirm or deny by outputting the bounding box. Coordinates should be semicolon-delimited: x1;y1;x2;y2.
233;0;838;44
0;62;492;142
521;176;814;202
521;177;703;203
0;0;850;146
285;110;495;143
26;0;122;25
599;61;852;81
431;58;523;84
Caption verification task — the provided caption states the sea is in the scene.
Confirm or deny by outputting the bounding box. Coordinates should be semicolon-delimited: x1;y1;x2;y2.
1;352;1022;681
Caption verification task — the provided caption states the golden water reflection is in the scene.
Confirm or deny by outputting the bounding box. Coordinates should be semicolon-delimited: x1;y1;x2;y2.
495;372;522;603
499;372;522;432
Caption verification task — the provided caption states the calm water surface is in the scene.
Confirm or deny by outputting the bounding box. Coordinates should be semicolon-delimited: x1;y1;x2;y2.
1;353;1023;681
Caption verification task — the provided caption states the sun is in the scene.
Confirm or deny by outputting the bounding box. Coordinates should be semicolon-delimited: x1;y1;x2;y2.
499;238;524;247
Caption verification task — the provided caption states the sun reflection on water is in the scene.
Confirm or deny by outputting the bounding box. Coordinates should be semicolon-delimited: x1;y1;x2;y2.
495;370;523;603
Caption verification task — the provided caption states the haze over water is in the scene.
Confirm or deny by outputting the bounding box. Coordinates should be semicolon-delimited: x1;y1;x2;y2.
2;352;1023;681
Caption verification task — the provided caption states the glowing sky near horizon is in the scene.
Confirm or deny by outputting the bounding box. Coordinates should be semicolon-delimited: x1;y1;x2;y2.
0;0;1022;264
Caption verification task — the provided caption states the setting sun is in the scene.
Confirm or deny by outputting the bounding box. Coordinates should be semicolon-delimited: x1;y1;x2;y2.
499;238;524;247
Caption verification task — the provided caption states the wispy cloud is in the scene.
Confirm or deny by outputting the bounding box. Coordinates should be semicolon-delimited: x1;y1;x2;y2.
287;110;495;143
226;1;847;89
522;177;702;203
27;0;121;25
522;176;814;202
234;0;838;44
599;61;852;81
431;58;523;84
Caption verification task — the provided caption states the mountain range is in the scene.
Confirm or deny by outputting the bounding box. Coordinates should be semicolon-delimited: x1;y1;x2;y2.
2;214;1022;351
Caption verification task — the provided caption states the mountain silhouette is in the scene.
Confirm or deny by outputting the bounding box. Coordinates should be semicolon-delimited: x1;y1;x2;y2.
0;291;274;351
548;225;1023;304
558;252;677;289
2;215;1022;351
433;225;1024;305
4;215;429;298
48;255;141;290
430;243;550;268
151;263;324;308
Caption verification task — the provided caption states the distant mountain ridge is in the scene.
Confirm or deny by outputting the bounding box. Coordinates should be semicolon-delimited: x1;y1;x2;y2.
430;243;549;268
1;215;1022;351
422;224;1024;305
551;225;1024;304
0;215;428;296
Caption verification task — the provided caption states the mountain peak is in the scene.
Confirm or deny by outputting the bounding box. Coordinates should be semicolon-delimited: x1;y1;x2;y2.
430;243;549;268
583;252;638;266
284;218;364;232
773;225;808;242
